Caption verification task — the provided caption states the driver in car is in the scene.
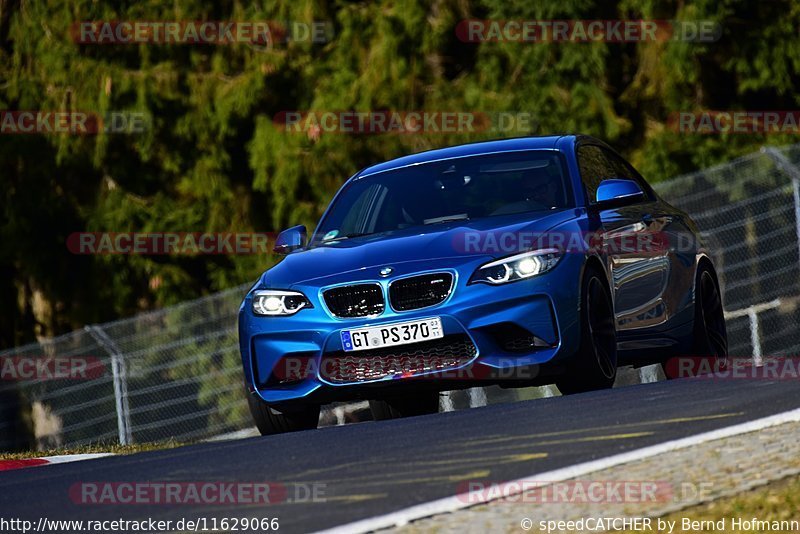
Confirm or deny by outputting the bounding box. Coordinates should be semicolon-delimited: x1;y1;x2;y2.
493;168;562;215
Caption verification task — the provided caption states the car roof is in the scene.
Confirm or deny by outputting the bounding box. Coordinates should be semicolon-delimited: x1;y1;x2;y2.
357;135;575;178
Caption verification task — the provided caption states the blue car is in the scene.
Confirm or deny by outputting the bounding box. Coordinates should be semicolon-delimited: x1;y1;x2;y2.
238;135;727;434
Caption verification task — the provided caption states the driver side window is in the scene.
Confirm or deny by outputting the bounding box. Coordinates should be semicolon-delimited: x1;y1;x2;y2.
576;145;614;204
601;148;654;201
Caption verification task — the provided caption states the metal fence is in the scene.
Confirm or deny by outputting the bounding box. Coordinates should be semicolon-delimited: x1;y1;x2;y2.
0;286;251;449
2;144;800;450
653;145;800;363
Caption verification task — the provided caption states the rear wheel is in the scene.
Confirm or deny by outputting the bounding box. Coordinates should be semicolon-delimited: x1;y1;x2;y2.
369;392;440;421
663;264;727;378
556;267;617;395
247;394;320;435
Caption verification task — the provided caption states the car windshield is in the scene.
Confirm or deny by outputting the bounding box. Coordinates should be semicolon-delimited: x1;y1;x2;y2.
312;150;572;245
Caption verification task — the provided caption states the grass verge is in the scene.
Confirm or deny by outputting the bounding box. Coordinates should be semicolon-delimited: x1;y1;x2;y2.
642;474;800;533
0;439;183;460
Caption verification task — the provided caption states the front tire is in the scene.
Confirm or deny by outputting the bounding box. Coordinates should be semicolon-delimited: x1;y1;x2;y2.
369;392;439;421
556;266;618;395
247;394;320;435
663;263;727;378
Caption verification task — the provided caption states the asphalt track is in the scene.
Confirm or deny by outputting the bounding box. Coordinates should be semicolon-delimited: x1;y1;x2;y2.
4;377;800;533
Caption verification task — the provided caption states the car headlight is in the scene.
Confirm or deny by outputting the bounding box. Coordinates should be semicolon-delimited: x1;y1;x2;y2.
252;290;312;316
469;248;562;285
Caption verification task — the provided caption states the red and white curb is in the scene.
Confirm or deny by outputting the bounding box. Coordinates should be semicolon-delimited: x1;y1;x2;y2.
0;453;114;472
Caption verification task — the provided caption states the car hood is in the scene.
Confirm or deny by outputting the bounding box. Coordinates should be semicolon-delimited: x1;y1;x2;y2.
259;209;581;287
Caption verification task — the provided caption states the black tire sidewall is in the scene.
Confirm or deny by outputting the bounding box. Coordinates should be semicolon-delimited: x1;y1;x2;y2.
557;265;617;394
369;393;439;420
247;393;320;435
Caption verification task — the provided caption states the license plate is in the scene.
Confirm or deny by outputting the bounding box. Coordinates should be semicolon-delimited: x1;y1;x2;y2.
341;317;443;352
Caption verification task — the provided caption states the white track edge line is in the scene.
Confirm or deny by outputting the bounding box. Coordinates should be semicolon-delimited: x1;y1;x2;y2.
40;453;115;464
316;407;800;534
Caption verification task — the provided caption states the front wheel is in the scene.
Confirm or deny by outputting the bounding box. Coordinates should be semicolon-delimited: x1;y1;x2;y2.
556;267;618;395
247;394;320;435
663;264;727;379
369;392;440;421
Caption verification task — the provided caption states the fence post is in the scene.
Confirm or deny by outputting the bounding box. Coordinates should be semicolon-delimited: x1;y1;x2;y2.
86;325;132;445
746;309;763;367
724;299;780;367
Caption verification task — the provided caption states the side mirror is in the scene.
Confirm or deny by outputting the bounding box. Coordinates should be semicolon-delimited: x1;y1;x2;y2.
595;178;645;206
273;225;306;254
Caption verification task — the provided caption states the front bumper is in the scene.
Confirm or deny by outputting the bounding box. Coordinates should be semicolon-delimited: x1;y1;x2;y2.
238;255;583;405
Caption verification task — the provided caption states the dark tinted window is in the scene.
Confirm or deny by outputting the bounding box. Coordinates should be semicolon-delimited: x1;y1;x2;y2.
577;145;615;203
601;148;654;200
313;151;573;245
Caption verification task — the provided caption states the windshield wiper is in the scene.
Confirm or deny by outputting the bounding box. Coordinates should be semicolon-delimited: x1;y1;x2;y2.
326;231;377;242
423;214;470;225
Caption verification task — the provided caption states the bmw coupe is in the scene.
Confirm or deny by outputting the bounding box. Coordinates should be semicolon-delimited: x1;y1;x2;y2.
238;135;727;434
